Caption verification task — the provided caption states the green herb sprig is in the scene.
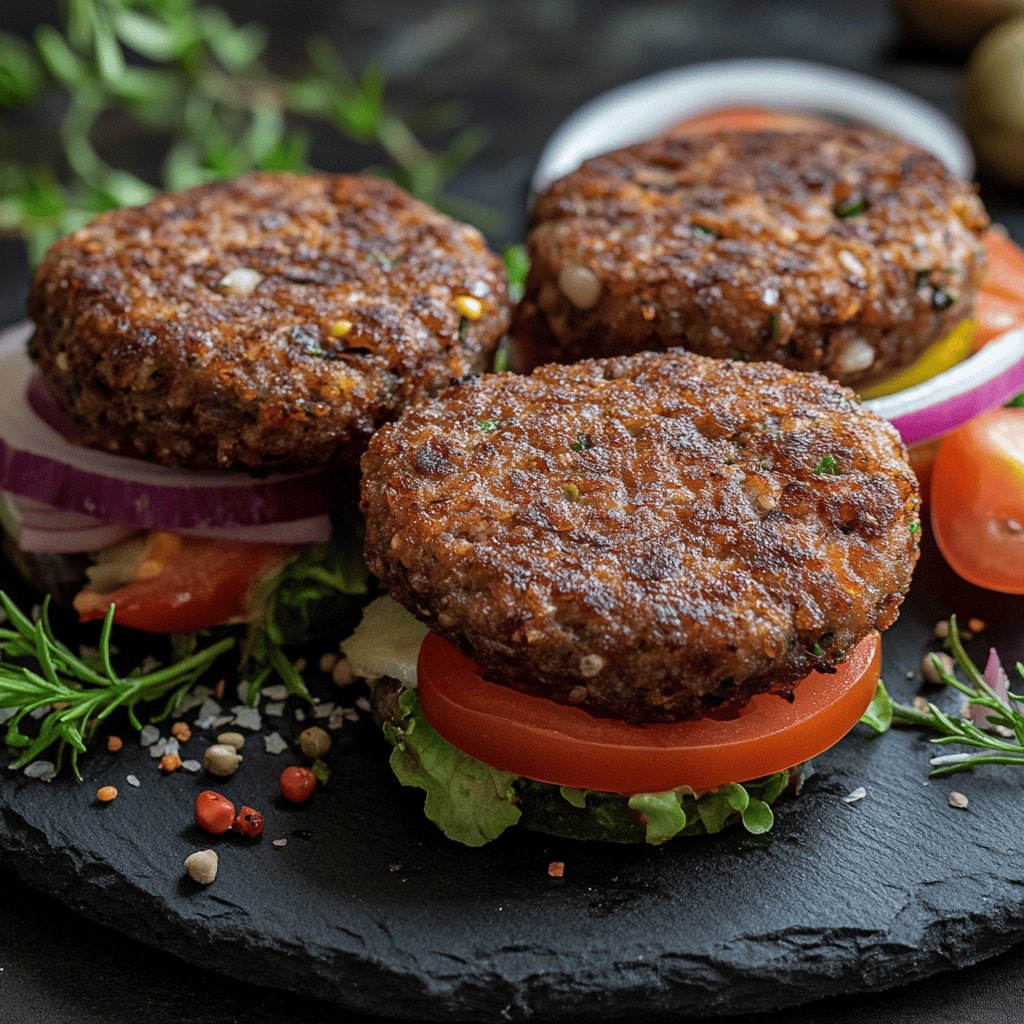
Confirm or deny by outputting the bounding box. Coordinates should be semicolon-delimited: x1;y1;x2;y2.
861;615;1024;777
0;0;494;263
0;593;232;779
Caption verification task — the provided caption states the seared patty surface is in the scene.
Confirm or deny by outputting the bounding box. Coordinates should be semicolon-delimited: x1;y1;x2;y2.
516;127;988;384
28;172;510;472
362;350;920;723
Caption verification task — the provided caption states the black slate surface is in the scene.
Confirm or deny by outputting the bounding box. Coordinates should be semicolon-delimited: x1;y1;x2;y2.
2;536;1023;1023
4;2;1024;1021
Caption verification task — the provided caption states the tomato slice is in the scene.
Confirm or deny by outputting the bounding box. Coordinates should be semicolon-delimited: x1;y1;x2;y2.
975;231;1024;350
930;408;1024;594
417;633;881;794
74;532;293;633
668;107;829;135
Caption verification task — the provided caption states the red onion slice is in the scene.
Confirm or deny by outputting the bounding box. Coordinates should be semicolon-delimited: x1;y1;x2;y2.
863;328;1024;446
1;489;331;553
0;323;335;530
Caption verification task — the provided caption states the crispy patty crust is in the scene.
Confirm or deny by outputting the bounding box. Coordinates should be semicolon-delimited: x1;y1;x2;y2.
516;127;988;384
362;351;920;723
28;173;510;472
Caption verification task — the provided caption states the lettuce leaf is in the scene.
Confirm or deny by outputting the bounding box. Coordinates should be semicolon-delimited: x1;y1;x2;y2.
384;689;521;847
243;528;371;702
376;685;795;847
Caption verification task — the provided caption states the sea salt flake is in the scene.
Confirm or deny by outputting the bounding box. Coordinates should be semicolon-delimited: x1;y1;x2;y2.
262;684;289;701
212;715;234;728
24;760;56;781
842;786;867;804
294;709;307;722
126;774;141;787
139;725;160;746
313;702;335;720
196;698;222;721
263;732;289;755
232;706;262;731
264;701;286;718
236;681;250;704
181;760;201;773
328;709;346;731
149;738;168;758
354;696;371;713
272;838;288;847
177;685;214;714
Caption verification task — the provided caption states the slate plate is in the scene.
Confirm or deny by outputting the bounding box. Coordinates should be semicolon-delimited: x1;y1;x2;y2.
2;533;1023;1023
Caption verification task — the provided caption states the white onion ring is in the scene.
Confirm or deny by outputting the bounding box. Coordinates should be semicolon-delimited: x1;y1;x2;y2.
0;322;335;531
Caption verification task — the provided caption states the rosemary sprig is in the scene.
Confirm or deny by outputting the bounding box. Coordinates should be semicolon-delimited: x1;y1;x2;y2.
0;592;232;779
861;615;1024;777
0;0;495;264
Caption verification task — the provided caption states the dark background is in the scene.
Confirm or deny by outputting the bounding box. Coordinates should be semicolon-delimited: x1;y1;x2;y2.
2;2;1023;1023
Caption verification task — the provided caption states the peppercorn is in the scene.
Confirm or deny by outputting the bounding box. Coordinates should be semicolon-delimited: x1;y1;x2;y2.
279;765;317;803
96;785;118;803
216;731;246;750
204;743;243;777
194;791;236;835
159;753;183;773
170;721;192;743
299;726;332;760
234;806;265;838
184;849;218;885
106;735;123;753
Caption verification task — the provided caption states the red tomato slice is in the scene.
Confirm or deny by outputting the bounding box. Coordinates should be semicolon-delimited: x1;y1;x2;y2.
417;633;881;794
74;532;293;633
974;231;1024;350
930;408;1024;594
668;107;829;135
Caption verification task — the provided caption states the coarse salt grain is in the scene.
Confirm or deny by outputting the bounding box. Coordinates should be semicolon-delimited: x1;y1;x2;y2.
327;708;346;731
948;791;969;810
264;732;289;755
355;696;371;714
313;702;335;720
24;761;56;781
182;760;201;773
264;701;286;718
272;838;288;847
842;787;867;804
126;774;141;787
262;684;289;702
232;707;262;731
139;725;160;746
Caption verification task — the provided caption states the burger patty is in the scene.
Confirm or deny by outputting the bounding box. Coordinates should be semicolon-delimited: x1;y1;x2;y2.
516;127;988;384
27;173;510;473
361;350;920;723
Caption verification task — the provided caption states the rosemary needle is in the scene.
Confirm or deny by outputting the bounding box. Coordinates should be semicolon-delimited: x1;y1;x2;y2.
0;592;233;779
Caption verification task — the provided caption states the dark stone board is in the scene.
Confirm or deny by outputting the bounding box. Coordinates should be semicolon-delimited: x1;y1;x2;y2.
1;533;1023;1023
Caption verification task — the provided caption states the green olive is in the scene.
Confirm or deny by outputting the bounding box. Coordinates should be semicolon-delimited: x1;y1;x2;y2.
895;0;1024;54
963;16;1024;186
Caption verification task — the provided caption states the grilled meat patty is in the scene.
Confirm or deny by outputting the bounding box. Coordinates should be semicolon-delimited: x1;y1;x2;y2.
28;172;510;473
361;350;920;723
516;126;988;384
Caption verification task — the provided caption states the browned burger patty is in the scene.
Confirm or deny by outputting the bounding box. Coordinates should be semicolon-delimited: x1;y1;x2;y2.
27;173;510;472
516;126;988;384
362;350;920;723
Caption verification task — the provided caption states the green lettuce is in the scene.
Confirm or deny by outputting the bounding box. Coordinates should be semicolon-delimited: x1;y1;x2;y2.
379;688;795;847
383;688;521;847
243;529;371;702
